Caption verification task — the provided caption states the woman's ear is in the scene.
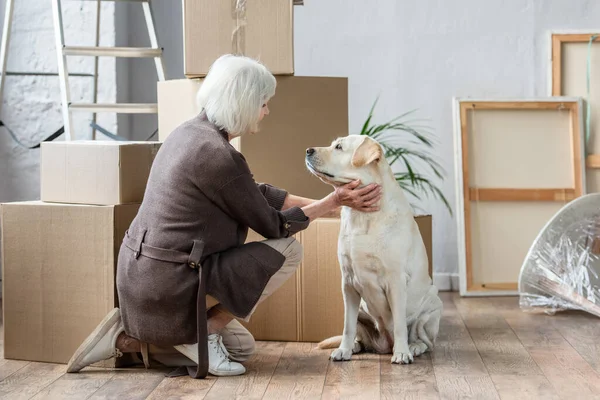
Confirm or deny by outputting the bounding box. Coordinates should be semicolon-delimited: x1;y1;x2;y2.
351;137;383;167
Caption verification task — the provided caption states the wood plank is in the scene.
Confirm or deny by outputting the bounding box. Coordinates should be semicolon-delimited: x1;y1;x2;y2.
587;154;600;168
146;375;216;400
432;294;499;399
436;376;499;400
468;188;576;202
203;341;285;400
550;311;600;374
460;103;473;289
0;319;31;382
0;362;65;400
321;352;381;400
262;342;330;400
0;359;30;383
30;368;115;400
461;101;578;110
552;34;563;96
380;352;439;400
87;368;165;400
490;375;559;399
452;296;558;399
489;297;600;398
468;283;518;292
552;33;600;43
528;349;600;398
572;105;584;196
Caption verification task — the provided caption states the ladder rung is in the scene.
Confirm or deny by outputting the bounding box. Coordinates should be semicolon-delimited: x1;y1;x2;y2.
63;46;162;58
69;103;158;114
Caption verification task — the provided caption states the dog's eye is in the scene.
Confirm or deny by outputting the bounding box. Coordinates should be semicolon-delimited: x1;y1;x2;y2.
335;144;342;150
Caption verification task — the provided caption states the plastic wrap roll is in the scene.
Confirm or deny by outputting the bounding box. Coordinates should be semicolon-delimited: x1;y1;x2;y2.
519;193;600;318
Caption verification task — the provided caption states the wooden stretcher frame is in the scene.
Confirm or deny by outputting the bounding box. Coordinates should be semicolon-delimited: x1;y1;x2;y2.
550;31;600;170
453;97;586;297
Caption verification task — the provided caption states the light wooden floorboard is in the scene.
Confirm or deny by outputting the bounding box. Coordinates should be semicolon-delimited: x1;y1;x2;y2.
1;293;599;399
432;293;499;400
453;295;559;399
321;352;381;400
262;342;330;399
380;352;439;400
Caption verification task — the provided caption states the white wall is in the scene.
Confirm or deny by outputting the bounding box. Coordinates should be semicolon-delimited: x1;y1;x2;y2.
0;0;116;203
103;1;600;287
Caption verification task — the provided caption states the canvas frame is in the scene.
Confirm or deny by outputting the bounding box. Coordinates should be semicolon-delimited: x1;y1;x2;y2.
550;31;600;171
453;97;586;296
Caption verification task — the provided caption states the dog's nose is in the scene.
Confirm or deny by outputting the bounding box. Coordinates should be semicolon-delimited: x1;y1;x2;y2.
306;148;315;156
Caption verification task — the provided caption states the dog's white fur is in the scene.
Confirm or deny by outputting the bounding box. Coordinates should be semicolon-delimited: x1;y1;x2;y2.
306;135;443;364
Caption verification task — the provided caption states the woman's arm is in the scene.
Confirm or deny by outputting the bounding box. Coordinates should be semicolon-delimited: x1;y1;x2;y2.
282;194;341;218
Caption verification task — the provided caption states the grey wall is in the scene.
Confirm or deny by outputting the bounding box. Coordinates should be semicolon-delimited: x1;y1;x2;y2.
116;1;183;141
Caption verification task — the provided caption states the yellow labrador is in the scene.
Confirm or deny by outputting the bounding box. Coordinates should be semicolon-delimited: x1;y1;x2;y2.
306;135;442;364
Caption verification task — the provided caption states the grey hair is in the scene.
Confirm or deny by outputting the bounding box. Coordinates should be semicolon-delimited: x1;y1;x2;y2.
196;54;276;138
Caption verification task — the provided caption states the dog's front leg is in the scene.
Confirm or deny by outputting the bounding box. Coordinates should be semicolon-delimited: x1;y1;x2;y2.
388;274;413;364
331;281;361;361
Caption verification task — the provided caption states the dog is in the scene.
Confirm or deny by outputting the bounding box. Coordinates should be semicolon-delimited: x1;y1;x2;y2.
305;135;443;364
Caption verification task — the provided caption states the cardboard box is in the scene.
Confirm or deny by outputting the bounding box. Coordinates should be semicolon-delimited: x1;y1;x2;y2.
242;215;433;341
41;141;161;205
1;201;139;364
158;77;349;200
183;0;294;78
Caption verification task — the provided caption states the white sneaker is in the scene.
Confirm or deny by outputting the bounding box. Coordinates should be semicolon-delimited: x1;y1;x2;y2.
175;334;246;376
66;308;124;373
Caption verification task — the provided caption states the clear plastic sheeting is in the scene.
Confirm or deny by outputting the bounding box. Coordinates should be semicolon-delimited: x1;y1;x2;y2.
519;193;600;318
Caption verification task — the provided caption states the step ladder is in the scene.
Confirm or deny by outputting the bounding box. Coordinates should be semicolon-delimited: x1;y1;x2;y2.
51;0;166;141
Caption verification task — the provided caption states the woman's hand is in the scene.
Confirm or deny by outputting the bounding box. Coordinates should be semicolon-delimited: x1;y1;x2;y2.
332;180;382;212
300;180;382;221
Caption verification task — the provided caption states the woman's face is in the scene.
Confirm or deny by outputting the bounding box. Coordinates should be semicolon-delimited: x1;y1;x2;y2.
258;101;270;122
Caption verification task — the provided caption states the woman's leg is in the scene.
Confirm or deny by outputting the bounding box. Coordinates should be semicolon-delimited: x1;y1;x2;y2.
242;237;303;322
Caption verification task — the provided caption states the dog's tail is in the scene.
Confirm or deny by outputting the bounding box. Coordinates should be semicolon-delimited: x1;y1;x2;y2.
317;335;343;349
416;316;434;350
317;311;388;353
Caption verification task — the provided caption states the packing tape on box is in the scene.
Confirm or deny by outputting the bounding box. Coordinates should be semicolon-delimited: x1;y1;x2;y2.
231;0;247;55
231;0;302;55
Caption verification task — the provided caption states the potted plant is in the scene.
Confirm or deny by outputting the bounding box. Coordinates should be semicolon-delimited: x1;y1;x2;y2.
359;98;452;216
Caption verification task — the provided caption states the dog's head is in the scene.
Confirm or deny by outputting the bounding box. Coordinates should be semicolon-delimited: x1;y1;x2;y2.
305;135;384;187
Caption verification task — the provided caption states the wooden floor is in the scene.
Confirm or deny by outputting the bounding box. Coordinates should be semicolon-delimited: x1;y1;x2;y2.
1;293;599;399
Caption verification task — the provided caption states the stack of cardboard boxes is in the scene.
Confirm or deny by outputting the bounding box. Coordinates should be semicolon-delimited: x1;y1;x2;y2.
1;141;160;364
159;1;434;341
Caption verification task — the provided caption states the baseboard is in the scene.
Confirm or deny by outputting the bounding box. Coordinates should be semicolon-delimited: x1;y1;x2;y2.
433;272;459;292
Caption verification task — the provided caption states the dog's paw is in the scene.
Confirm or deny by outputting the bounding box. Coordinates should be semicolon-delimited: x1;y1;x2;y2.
409;341;428;357
330;347;353;361
352;340;363;354
391;351;414;364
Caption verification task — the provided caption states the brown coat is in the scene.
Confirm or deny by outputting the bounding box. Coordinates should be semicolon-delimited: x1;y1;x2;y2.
116;112;310;378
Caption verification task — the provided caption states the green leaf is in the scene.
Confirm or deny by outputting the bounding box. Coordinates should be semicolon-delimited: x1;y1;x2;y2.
357;97;453;215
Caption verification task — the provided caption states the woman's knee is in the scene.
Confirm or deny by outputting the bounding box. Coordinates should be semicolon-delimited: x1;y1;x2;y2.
281;237;303;266
262;236;304;266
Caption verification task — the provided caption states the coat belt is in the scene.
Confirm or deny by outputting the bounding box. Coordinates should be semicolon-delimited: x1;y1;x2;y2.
122;230;204;269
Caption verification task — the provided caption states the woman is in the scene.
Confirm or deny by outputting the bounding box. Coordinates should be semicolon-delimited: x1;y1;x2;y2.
65;55;382;378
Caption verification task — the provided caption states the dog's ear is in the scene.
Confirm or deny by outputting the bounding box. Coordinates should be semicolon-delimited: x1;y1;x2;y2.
351;137;383;167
